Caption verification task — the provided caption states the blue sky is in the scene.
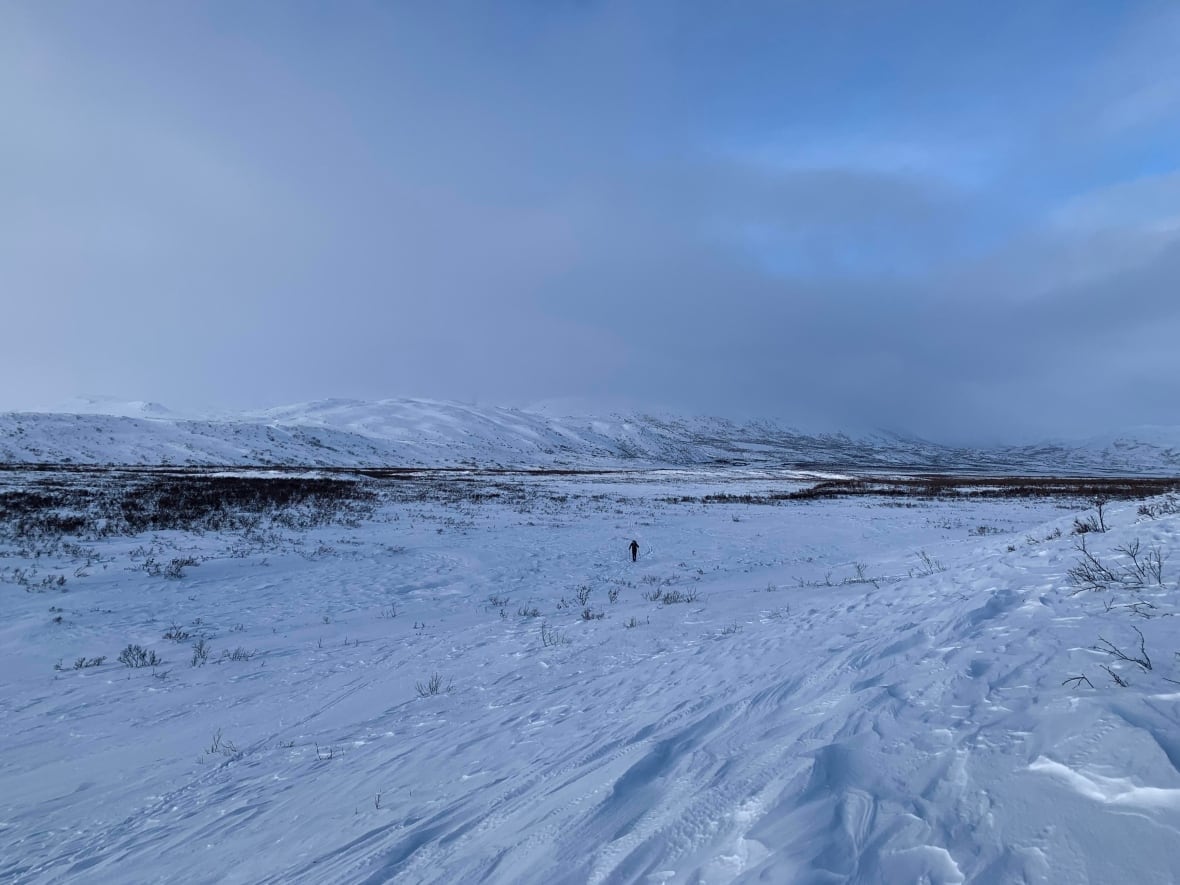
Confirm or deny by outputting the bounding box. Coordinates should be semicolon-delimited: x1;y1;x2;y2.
3;2;1179;442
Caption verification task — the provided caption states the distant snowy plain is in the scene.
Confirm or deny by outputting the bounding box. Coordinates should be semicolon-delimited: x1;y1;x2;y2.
4;462;1180;884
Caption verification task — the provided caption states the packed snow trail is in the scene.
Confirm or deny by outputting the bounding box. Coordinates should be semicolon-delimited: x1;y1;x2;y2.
2;472;1179;883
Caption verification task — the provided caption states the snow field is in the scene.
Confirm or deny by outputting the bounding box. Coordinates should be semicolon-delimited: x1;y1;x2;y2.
2;472;1179;883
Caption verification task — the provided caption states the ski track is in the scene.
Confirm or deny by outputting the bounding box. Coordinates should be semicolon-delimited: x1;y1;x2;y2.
2;473;1180;883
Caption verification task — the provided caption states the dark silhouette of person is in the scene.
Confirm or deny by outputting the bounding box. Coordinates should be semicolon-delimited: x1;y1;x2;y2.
629;539;639;562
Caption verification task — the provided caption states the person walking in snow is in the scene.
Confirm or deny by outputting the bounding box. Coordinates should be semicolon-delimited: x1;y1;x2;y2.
629;539;640;562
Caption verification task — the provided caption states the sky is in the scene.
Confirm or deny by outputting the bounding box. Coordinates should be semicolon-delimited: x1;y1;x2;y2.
3;1;1179;443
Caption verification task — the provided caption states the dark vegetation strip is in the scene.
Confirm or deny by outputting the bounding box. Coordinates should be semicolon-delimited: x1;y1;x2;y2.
0;473;377;539
2;468;1178;542
681;476;1180;505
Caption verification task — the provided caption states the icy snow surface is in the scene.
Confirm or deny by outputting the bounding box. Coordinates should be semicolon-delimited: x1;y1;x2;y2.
3;469;1180;883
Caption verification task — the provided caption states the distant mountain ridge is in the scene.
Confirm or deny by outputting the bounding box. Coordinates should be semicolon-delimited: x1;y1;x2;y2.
2;398;1180;475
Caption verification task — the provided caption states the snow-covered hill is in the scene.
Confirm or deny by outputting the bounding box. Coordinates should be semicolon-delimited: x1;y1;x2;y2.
3;398;1180;474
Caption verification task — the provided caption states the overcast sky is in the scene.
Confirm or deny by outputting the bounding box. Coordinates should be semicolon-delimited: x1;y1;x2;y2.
3;2;1179;442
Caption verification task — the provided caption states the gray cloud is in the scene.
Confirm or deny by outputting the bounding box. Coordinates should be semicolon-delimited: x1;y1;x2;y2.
2;2;1178;442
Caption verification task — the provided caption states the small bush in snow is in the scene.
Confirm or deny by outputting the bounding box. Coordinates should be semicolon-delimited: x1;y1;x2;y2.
163;622;191;641
191;638;212;667
1067;536;1165;593
118;644;162;668
221;647;258;662
910;551;946;577
659;588;699;604
843;562;879;588
415;672;450;697
540;621;568;647
207;728;242;759
1138;495;1180;519
1073;499;1109;535
164;556;199;579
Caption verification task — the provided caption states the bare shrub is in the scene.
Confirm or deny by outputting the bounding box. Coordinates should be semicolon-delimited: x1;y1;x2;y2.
843;562;879;588
191;638;212;667
910;551;946;577
164;557;199;579
1067;537;1121;592
415;672;450;697
137;557;163;577
207;728;242;759
163;622;191;642
581;607;605;621
1116;539;1166;585
315;743;340;760
540;621;568;647
1139;495;1180;519
1068;536;1165;592
574;585;592;606
660;588;699;604
221;647;257;662
1094;625;1152;672
118;644;162;668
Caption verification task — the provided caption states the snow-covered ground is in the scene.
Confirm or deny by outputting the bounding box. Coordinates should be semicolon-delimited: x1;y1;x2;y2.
3;469;1180;883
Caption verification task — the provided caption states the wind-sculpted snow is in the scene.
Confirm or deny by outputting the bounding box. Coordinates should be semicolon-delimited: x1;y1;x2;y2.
2;469;1179;883
4;397;1180;473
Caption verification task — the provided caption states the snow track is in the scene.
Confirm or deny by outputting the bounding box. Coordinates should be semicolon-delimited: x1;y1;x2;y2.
3;472;1180;883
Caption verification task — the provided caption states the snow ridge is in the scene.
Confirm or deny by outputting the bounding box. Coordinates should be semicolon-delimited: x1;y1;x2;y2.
3;398;1180;473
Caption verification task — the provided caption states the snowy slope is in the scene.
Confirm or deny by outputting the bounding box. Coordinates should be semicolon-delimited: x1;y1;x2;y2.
2;398;1180;473
2;471;1179;883
42;396;177;419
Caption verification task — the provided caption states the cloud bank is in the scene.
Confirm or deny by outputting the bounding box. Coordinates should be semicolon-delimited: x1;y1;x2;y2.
3;1;1179;442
